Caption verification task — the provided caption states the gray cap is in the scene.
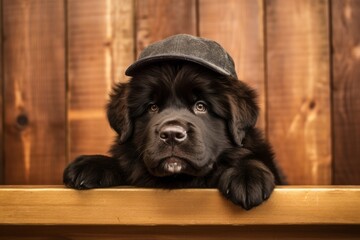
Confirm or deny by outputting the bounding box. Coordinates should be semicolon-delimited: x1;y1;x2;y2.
125;34;237;78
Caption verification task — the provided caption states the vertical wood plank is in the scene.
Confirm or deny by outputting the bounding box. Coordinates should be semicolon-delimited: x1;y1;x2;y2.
332;0;360;184
111;0;135;84
199;0;266;130
67;0;134;162
266;0;332;184
67;0;113;161
135;0;197;55
3;0;66;184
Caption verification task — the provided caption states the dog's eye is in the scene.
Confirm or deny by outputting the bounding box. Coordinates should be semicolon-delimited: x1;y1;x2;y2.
148;104;159;113
194;101;207;113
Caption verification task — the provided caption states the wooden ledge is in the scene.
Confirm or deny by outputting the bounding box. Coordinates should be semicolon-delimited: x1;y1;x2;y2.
0;186;359;226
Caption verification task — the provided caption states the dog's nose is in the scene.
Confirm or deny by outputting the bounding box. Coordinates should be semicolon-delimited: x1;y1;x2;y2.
159;125;187;144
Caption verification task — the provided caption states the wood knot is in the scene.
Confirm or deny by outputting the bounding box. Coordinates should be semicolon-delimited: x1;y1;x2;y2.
16;114;29;128
309;100;316;110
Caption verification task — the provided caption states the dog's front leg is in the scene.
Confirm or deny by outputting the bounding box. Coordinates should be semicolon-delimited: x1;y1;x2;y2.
216;156;275;210
63;155;124;189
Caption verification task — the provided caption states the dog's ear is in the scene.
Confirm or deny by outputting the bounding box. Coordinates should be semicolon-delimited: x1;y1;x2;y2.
107;83;132;143
227;80;259;146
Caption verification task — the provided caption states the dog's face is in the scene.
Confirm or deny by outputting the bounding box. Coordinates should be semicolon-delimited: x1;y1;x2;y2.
107;62;258;178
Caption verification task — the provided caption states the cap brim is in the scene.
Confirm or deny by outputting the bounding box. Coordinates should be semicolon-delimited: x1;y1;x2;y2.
125;54;232;77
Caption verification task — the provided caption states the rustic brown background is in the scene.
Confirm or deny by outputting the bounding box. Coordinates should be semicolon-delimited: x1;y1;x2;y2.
0;0;359;185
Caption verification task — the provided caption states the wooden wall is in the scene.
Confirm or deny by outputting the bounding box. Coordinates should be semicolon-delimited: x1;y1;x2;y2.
0;0;359;185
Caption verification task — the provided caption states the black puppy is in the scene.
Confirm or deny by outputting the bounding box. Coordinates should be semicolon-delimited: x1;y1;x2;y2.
64;61;285;210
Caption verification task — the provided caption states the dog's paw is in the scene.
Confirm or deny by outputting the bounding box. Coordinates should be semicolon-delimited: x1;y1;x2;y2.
63;155;122;189
218;160;275;210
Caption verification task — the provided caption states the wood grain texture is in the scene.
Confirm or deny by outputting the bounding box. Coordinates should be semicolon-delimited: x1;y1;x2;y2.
135;0;197;55
331;0;360;184
2;0;66;184
0;186;359;226
67;0;134;161
111;0;135;83
266;0;332;184
199;0;266;130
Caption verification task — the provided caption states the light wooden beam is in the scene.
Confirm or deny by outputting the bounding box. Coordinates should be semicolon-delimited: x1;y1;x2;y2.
0;186;359;226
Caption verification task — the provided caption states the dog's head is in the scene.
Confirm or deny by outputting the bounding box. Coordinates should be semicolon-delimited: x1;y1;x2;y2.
107;62;258;177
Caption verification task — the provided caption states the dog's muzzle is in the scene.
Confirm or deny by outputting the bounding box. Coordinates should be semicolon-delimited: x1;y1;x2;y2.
144;110;212;177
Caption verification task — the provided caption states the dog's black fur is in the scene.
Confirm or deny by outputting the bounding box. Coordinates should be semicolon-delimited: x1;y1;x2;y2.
63;61;285;210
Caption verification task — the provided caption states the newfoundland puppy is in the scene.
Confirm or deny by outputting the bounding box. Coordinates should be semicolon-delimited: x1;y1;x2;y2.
63;60;285;210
